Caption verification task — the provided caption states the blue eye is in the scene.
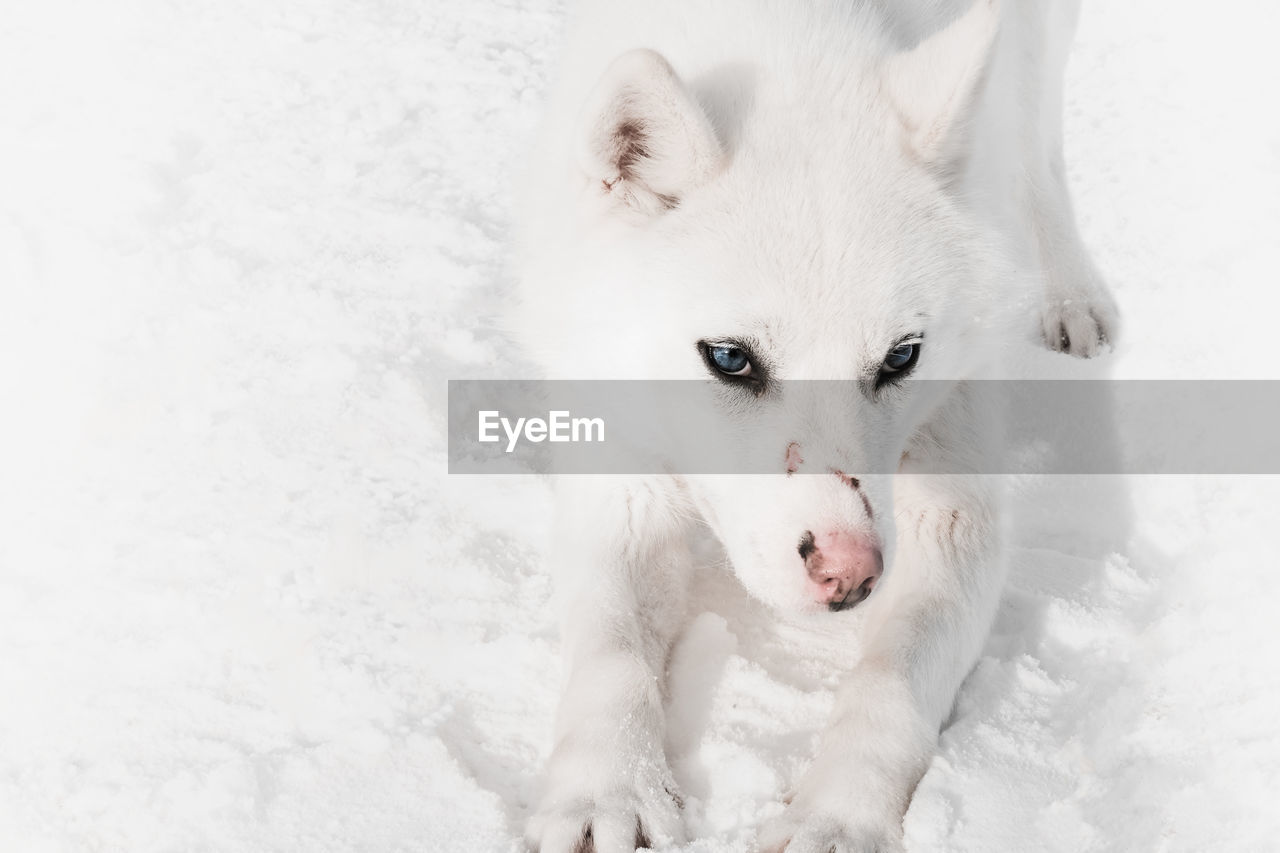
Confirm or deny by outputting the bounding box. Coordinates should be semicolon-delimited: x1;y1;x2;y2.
708;345;753;376
881;340;921;374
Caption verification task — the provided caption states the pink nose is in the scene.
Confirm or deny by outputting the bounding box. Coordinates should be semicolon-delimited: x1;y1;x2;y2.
799;530;883;611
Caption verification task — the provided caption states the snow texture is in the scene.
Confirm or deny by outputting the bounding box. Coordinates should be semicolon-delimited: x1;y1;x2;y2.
1;1;1278;851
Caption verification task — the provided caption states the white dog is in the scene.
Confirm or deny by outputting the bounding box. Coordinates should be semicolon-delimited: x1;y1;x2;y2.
513;1;1117;850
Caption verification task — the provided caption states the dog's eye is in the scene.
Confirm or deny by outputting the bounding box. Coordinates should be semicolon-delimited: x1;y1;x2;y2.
883;343;917;371
707;344;753;377
698;339;768;393
877;339;921;385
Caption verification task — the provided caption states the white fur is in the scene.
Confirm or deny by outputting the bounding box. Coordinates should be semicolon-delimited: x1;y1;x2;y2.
514;1;1117;850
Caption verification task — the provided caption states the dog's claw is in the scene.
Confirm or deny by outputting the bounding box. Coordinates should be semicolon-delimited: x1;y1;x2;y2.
1040;294;1117;358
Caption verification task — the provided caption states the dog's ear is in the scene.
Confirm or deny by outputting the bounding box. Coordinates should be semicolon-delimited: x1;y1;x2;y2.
578;49;724;215
882;0;1000;169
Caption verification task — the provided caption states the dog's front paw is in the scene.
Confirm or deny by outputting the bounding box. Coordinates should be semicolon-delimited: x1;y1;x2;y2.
757;755;907;853
1040;286;1119;358
525;744;684;853
758;809;903;853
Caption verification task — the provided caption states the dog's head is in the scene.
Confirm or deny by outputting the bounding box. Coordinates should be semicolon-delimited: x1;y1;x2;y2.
518;3;1012;613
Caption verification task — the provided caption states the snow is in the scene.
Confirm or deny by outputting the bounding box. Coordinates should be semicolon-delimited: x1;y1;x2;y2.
1;1;1277;851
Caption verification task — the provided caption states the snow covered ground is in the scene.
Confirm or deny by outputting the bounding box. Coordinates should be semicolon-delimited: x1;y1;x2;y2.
2;1;1278;851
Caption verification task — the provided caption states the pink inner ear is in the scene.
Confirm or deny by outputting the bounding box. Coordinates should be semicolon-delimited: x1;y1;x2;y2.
785;442;804;474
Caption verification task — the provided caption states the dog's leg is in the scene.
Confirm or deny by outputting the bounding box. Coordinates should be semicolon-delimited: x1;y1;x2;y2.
526;476;692;853
1026;0;1120;357
760;397;1007;853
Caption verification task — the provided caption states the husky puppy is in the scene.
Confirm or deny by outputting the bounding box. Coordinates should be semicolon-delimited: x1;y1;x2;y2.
514;1;1117;850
